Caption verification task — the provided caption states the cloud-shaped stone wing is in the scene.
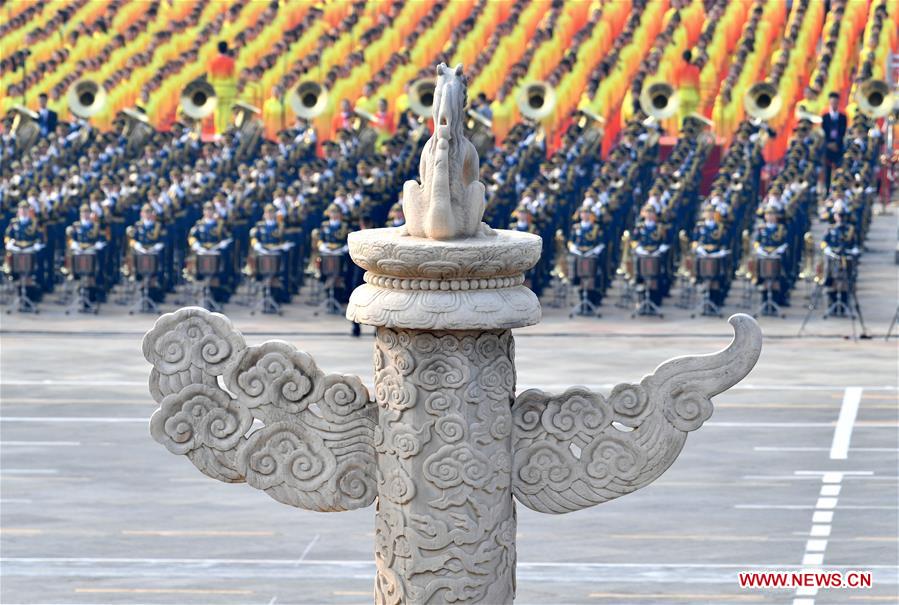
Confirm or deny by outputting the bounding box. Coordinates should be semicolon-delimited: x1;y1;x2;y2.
144;307;377;511
511;314;761;514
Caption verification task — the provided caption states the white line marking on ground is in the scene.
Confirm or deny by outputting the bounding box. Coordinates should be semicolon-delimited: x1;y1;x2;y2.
0;417;146;423
296;534;319;564
831;387;863;459
0;441;81;446
805;540;827;552
812;512;833;523
754;447;899;452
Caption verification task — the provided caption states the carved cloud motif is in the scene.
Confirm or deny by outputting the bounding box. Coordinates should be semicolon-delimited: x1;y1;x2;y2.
144;307;378;512
511;314;762;514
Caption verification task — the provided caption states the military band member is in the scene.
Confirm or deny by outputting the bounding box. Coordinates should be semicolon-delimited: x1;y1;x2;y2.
387;201;405;228
753;204;789;306
249;203;291;301
568;208;604;305
4;201;48;295
188;202;234;301
511;205;543;297
126;204;168;301
65;204;108;301
692;206;728;306
822;202;858;312
632;205;670;305
318;203;351;302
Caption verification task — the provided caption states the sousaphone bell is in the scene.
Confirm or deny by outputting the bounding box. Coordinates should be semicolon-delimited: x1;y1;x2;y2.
408;78;436;119
289;81;328;119
516;81;556;121
66;79;106;119
743;82;782;121
856;79;893;119
180;79;217;120
640;82;679;120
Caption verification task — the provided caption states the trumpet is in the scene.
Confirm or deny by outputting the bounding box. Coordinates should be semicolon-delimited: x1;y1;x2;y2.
639;82;679;120
744;82;782;121
856;79;892;119
408;78;436;119
289;81;328;119
180;79;217;120
66;79;106;119
516;81;556;121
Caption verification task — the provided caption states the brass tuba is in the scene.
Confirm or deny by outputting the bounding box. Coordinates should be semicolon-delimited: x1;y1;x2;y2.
798;231;817;282
289;81;328;119
5;105;40;156
516;81;556;121
465;109;495;158
66;79;106;119
743;82;782;121
856;79;893;119
552;229;569;283
180;79;217;120
408;78;437;119
232;101;263;160
640;82;679;120
118;107;154;157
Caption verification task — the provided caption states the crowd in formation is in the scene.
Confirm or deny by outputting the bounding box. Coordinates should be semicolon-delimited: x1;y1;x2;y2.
1;0;896;325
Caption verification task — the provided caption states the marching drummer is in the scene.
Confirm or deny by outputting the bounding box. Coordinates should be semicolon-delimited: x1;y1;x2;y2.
753;204;789;306
691;205;728;306
568;207;604;306
249;203;290;301
65;204;108;300
188;202;234;300
318;203;351;302
4;200;48;295
126;204;168;300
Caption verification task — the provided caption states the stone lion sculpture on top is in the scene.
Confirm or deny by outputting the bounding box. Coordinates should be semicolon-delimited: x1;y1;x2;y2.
401;62;495;240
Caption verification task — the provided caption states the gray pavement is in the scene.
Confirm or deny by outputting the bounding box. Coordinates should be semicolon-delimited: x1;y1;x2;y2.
1;213;897;605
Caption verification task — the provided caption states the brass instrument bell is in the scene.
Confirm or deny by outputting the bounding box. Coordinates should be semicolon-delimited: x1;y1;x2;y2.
516;81;556;121
289;81;328;119
66;79;107;119
180;79;217;120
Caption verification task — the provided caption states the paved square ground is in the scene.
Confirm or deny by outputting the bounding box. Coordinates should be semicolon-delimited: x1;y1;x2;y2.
1;213;897;605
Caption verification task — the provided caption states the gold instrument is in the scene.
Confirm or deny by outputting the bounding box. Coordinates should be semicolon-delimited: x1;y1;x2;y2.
352;107;379;155
117;107;154;156
289;81;328;119
736;229;754;281
408;78;437;119
552;229;569;283
798;232;817;283
617;230;634;282
639;82;679;120
794;103;823;124
66;79;106;119
516;81;556;121
576;108;605;152
306;227;321;278
465;109;495;158
6;105;40;155
180;79;217;120
233;101;263;160
856;79;893;119
743;82;782;121
677;229;695;282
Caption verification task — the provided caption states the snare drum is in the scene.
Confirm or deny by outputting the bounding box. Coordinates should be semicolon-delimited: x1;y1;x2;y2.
255;252;281;277
195;252;221;278
637;254;661;278
575;255;597;279
757;255;781;280
72;252;96;277
11;251;35;275
134;252;158;277
697;256;723;280
320;253;343;277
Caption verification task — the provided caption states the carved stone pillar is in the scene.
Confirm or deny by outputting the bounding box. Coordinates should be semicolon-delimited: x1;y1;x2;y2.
347;229;543;604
